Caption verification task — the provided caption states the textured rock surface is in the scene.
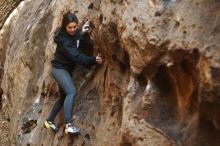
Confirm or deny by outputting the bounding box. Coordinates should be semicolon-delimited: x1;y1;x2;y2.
0;0;220;146
0;0;23;29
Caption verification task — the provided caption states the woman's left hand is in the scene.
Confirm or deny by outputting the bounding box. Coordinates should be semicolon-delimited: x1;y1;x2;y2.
82;21;92;33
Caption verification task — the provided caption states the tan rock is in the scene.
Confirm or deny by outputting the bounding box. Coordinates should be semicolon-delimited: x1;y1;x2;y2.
0;0;220;145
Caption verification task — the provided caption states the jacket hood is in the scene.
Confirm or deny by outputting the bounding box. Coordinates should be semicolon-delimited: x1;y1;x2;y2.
54;28;80;44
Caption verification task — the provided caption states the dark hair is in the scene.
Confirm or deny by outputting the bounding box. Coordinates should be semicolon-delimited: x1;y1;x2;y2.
61;12;78;31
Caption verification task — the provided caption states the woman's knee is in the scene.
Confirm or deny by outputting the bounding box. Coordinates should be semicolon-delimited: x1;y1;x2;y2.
67;92;77;99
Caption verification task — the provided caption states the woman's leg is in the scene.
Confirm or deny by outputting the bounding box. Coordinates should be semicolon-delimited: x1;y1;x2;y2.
47;87;65;122
51;67;77;123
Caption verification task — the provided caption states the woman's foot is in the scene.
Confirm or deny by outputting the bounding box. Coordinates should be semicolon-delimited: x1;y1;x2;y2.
65;123;80;135
44;120;59;133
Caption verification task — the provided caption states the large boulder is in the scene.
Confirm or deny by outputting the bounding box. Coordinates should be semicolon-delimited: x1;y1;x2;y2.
0;0;220;145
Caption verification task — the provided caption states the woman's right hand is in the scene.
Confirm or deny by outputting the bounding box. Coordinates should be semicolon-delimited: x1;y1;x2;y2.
96;53;103;64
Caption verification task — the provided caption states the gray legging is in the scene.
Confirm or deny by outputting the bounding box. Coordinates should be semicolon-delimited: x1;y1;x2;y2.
47;67;76;123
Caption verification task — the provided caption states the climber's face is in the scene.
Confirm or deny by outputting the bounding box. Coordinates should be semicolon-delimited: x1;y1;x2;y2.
66;22;78;35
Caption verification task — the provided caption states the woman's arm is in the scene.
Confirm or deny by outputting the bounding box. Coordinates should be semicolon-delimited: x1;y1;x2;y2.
61;41;97;66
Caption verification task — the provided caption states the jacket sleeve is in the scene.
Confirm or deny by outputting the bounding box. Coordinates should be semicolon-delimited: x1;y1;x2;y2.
79;32;90;49
61;40;97;66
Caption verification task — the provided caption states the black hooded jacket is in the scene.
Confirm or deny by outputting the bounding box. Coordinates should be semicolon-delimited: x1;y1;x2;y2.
51;28;96;72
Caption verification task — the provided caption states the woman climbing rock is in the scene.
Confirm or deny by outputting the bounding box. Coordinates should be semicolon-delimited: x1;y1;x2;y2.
44;12;103;135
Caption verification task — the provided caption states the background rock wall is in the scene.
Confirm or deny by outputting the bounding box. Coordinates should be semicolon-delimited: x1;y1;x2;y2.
0;0;23;29
0;0;22;115
0;0;220;146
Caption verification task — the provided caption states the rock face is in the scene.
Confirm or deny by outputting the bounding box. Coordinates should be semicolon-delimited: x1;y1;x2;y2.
0;0;220;145
0;0;23;29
